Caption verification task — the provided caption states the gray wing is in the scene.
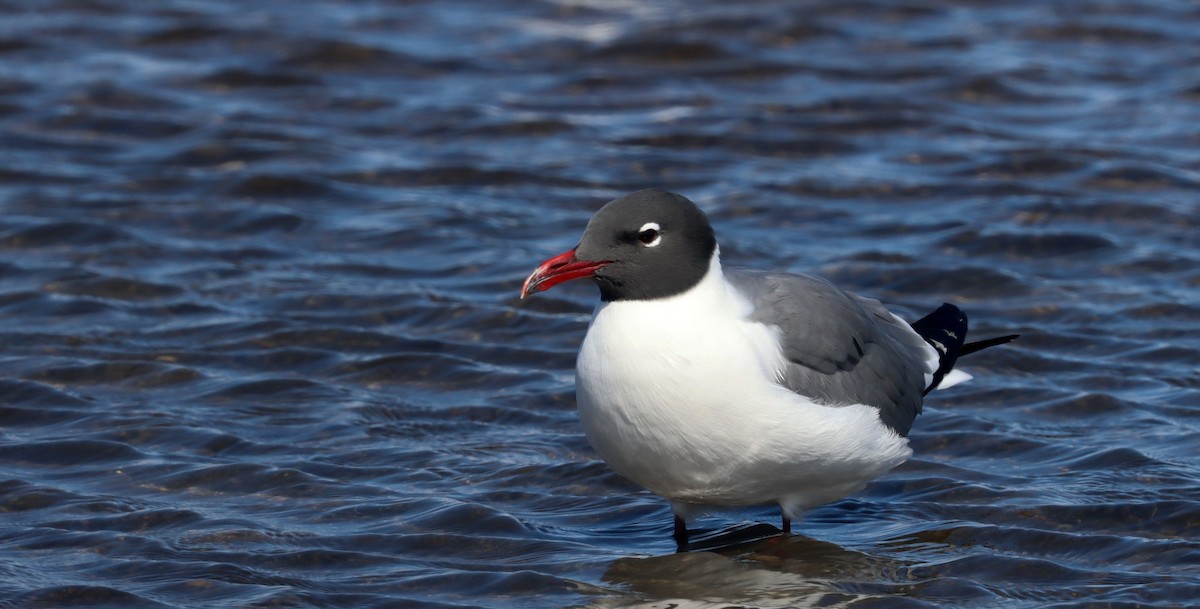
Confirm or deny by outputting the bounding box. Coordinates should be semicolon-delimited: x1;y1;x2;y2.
725;268;933;436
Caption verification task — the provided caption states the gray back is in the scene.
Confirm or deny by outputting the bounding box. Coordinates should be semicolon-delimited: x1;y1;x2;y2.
725;269;929;436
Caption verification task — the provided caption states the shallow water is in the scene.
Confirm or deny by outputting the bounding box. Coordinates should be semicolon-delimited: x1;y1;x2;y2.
1;0;1198;607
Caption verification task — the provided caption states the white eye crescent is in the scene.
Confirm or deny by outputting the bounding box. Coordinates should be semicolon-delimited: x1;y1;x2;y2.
637;222;661;247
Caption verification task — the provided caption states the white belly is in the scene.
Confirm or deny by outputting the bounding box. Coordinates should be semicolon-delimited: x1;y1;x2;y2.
574;267;912;512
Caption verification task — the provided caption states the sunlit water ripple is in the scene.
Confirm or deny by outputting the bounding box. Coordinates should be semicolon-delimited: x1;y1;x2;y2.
1;1;1198;607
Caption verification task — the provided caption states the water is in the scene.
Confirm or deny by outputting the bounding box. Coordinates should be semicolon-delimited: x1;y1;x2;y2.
1;0;1198;607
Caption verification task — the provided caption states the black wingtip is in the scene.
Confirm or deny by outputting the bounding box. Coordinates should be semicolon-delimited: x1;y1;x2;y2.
912;304;1018;395
960;334;1020;357
911;303;969;396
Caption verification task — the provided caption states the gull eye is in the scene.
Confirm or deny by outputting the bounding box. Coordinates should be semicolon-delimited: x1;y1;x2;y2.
637;222;661;247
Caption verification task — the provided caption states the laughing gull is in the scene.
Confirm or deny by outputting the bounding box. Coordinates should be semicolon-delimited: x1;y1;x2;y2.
520;189;1017;549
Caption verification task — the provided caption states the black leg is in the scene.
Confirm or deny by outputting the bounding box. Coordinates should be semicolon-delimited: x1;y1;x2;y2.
673;515;688;550
781;514;791;534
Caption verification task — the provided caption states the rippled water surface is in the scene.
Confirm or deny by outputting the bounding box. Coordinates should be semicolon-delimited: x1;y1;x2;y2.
2;1;1199;607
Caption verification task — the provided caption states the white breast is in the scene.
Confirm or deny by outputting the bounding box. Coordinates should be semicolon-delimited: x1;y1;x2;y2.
575;254;912;510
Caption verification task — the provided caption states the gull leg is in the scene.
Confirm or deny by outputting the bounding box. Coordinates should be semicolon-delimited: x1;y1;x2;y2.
673;515;688;550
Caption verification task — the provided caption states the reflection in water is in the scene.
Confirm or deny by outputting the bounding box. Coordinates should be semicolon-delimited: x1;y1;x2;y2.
600;530;907;608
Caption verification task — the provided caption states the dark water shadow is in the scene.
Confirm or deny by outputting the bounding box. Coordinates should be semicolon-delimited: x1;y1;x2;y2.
682;522;784;552
602;525;907;606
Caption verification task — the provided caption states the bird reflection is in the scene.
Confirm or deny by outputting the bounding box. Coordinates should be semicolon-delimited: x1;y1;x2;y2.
600;526;907;608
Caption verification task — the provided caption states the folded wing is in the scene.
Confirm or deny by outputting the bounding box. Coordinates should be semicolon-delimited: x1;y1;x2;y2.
726;269;937;436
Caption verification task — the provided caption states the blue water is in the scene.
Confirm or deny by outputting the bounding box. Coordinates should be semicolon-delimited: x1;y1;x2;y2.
1;1;1198;607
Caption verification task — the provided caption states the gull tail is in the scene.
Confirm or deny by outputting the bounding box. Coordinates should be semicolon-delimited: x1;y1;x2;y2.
910;303;1018;396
